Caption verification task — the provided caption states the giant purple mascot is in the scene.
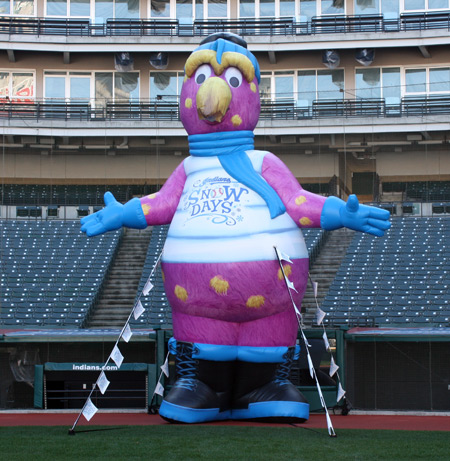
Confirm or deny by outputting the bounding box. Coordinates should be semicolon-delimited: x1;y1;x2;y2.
81;33;390;423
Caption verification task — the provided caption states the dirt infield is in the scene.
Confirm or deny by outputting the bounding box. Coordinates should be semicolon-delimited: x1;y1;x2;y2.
0;412;449;431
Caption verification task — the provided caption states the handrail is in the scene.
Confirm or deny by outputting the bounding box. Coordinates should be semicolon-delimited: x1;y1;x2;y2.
1;96;450;121
0;12;450;37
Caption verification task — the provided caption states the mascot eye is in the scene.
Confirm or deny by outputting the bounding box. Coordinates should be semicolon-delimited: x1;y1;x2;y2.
224;68;243;88
195;64;212;85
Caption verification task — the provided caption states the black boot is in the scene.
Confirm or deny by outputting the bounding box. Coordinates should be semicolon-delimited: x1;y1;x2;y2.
159;341;234;423
231;347;309;423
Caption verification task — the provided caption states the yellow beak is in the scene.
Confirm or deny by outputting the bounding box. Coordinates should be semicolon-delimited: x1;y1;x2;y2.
196;77;231;123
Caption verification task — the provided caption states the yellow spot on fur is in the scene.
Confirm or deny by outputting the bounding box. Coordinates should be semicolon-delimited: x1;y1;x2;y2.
141;204;151;215
161;269;165;283
146;193;157;199
210;276;229;295
175;285;188;302
184;75;188;83
185;98;193;109
246;295;265;308
278;264;292;281
300;217;313;226
295;195;307;206
250;82;257;93
231;114;242;127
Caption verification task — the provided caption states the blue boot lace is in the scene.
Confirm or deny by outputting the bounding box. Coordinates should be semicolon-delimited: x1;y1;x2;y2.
274;349;294;386
174;343;198;391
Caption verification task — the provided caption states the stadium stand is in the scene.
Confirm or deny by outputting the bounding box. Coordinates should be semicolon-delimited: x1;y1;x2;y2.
382;180;450;202
322;217;450;328
0;184;160;206
0;220;121;328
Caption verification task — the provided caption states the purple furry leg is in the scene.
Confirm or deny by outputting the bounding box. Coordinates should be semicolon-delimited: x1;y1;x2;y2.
172;309;298;347
238;308;298;347
172;311;239;345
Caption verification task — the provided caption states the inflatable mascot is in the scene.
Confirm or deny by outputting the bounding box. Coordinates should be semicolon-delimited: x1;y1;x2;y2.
81;33;390;424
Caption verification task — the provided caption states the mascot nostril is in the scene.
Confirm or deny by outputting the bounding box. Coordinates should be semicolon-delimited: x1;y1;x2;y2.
80;31;391;424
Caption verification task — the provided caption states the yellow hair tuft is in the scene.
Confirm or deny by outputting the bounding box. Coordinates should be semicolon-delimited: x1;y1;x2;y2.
246;295;265;308
210;276;230;295
174;285;188;302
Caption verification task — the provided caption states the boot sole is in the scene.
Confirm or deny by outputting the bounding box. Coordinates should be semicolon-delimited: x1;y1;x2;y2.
159;400;231;424
231;401;309;423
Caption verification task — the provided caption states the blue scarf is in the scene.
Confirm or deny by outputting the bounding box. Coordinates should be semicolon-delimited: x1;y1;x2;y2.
188;130;286;219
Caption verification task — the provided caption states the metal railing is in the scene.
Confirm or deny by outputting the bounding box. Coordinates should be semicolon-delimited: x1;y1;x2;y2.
0;12;450;37
1;96;450;122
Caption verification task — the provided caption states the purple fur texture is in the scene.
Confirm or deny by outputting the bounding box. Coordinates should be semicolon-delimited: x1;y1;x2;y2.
162;258;308;346
172;309;299;347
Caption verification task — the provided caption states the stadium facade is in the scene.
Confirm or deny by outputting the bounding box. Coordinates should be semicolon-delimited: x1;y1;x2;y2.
1;1;449;413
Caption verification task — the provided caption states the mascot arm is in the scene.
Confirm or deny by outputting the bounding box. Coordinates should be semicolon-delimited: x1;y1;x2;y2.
81;161;187;237
261;153;390;236
139;161;187;226
261;152;327;228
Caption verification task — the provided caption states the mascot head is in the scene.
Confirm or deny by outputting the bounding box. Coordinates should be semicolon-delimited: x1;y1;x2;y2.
180;33;261;135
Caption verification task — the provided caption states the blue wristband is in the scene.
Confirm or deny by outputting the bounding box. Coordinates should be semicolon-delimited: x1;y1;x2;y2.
320;196;345;230
122;198;147;229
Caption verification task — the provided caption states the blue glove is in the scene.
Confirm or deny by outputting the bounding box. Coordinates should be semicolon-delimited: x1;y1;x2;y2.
320;194;391;237
80;192;147;237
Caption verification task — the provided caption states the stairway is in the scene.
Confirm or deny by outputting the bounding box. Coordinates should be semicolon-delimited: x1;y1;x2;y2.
86;227;153;328
301;228;355;326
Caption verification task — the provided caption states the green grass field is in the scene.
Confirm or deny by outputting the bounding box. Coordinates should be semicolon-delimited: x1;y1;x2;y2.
0;426;448;461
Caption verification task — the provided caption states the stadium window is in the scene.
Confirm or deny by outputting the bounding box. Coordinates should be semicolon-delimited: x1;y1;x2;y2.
239;0;289;18
403;0;448;11
95;72;140;103
262;68;344;106
29;206;42;218
320;0;345;15
149;0;228;19
317;69;344;100
149;71;184;100
47;205;59;218
77;205;90;217
16;206;29;217
354;0;400;15
402;203;414;214
0;0;35;15
46;0;138;20
44;71;92;105
355;67;400;101
404;67;450;97
0;71;35;102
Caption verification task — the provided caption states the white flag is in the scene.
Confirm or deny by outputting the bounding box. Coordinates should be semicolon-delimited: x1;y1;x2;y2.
143;279;154;296
82;398;98;422
329;356;339;377
122;323;132;343
316;307;326;325
133;300;145;320
275;247;292;264
286;278;298;293
312;281;318;298
337;382;346;402
154;381;164;396
161;354;169;377
307;353;314;379
301;330;311;347
111;345;124;368
323;332;330;351
97;371;110;395
293;302;301;317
